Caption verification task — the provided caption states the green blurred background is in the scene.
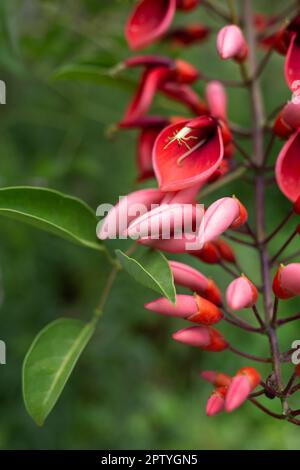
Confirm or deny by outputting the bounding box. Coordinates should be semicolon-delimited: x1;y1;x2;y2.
0;0;299;449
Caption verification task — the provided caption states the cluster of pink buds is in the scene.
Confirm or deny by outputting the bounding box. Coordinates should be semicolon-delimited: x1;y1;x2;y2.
100;0;300;426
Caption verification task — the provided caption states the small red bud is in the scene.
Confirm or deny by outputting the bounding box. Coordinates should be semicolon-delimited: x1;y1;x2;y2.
187;295;223;325
205;279;223;306
193;242;221;264
237;366;261;389
174;59;199;84
231;198;248;228
176;0;199;10
295;364;300;377
214;239;236;263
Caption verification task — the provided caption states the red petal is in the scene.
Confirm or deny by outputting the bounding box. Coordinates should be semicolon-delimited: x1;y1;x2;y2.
275;130;300;202
159;82;208;115
122;67;170;124
285;33;300;90
153;120;223;191
125;0;176;50
137;127;162;181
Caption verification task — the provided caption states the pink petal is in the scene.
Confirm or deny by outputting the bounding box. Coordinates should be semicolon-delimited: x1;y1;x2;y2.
139;232;203;252
145;294;198;317
226;277;255;310
161;182;204;204
206;394;225;416
97;188;164;240
285;33;300;91
153;120;223;191
216;25;248;60
169;260;209;293
225;376;251;412
206;81;227;121
126;203;203;238
280;263;300;296
202;197;240;243
275;130;300;202
172;325;211;347
125;0;176;50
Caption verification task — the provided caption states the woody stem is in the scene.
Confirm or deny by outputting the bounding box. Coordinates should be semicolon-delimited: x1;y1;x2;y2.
243;0;283;393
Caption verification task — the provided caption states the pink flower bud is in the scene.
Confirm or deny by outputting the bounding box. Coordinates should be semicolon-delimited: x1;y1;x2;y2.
226;275;258;310
216;25;248;62
206;386;227;416
126;203;203;239
145;293;223;325
169;261;208;292
206;81;227;122
202;197;246;243
273;263;300;299
97;188;163;240
200;370;231;387
225;367;260;412
172;325;228;351
169;261;222;305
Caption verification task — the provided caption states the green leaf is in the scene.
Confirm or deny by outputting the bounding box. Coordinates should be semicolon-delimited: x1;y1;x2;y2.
0;186;102;251
23;318;95;426
52;64;135;91
116;249;176;304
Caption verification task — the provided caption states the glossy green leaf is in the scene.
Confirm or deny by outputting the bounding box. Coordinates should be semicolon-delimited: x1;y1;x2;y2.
52;64;135;91
116;249;176;303
0;186;102;251
23;318;95;426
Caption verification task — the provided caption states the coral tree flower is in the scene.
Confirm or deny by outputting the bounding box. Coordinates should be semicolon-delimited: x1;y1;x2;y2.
126;202;204;239
97;188;164;240
275;130;300;202
120;56;199;125
273;263;300;299
169;260;222;305
125;0;177;50
145;294;223;325
172;325;228;351
225;367;261;412
153;116;224;191
226;275;258;310
125;0;200;50
216;25;248;62
202;197;248;243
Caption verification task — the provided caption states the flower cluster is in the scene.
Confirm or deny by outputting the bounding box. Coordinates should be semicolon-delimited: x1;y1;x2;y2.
100;1;300;424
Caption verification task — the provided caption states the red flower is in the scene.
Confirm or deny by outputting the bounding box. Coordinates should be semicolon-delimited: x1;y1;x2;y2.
125;0;177;50
120;56;199;126
153;115;223;191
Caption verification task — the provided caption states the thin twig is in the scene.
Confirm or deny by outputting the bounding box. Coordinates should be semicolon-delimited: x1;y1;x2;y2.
229;345;272;363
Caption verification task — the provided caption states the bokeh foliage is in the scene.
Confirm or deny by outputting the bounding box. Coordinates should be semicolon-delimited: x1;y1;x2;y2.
0;0;299;449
